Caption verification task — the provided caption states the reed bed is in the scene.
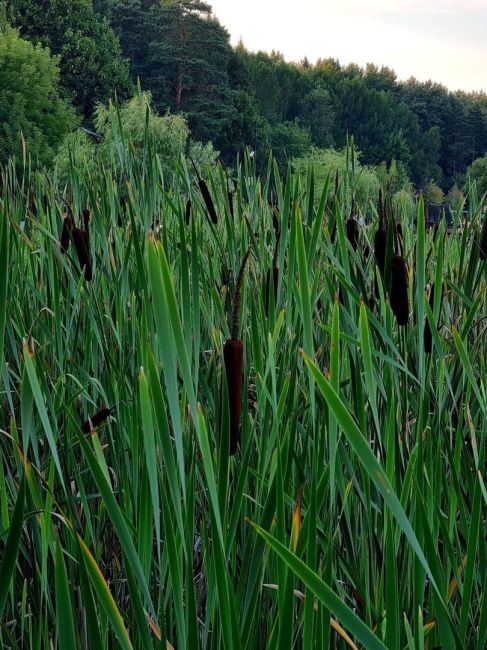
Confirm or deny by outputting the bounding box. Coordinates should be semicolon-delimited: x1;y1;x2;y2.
0;140;485;650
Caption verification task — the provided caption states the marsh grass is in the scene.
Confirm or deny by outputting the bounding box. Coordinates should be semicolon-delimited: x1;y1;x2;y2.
0;132;486;649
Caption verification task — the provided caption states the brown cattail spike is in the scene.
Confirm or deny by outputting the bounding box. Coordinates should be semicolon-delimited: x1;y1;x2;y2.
60;216;73;254
189;155;218;225
390;254;409;326
72;227;92;281
81;407;112;433
223;249;251;455
346;217;359;250
199;179;218;225
223;339;244;455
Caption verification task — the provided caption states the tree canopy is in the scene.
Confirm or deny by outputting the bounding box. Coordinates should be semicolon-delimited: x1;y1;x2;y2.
0;19;75;166
1;0;486;189
9;0;132;116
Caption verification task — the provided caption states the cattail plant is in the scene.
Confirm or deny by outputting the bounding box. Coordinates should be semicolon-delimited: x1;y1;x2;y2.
390;253;409;326
190;157;218;225
60;215;73;254
224;249;250;455
81;407;112;433
72;228;92;281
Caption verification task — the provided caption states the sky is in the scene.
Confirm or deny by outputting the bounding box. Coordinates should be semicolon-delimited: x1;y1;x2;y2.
209;0;487;93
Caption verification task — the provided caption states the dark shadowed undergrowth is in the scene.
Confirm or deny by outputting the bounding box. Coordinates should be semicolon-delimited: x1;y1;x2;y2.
0;141;486;649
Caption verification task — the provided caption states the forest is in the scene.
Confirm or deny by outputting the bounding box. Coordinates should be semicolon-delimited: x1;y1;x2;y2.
2;0;487;196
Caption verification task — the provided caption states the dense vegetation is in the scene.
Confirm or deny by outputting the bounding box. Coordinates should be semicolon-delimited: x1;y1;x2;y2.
1;2;486;648
0;113;486;648
2;0;487;192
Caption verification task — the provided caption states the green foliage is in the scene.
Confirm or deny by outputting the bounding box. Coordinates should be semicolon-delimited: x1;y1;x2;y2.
3;0;486;185
54;91;189;181
466;153;487;198
377;159;412;194
446;184;465;211
1;145;485;649
392;188;415;220
10;0;132;116
423;179;445;204
0;22;75;167
294;146;380;209
270;121;311;170
111;0;241;159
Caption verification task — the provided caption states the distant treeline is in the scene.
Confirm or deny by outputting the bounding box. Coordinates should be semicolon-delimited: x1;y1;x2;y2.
4;0;487;190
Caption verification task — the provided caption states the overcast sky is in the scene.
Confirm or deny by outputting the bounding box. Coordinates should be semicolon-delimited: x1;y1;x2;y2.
209;0;487;92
